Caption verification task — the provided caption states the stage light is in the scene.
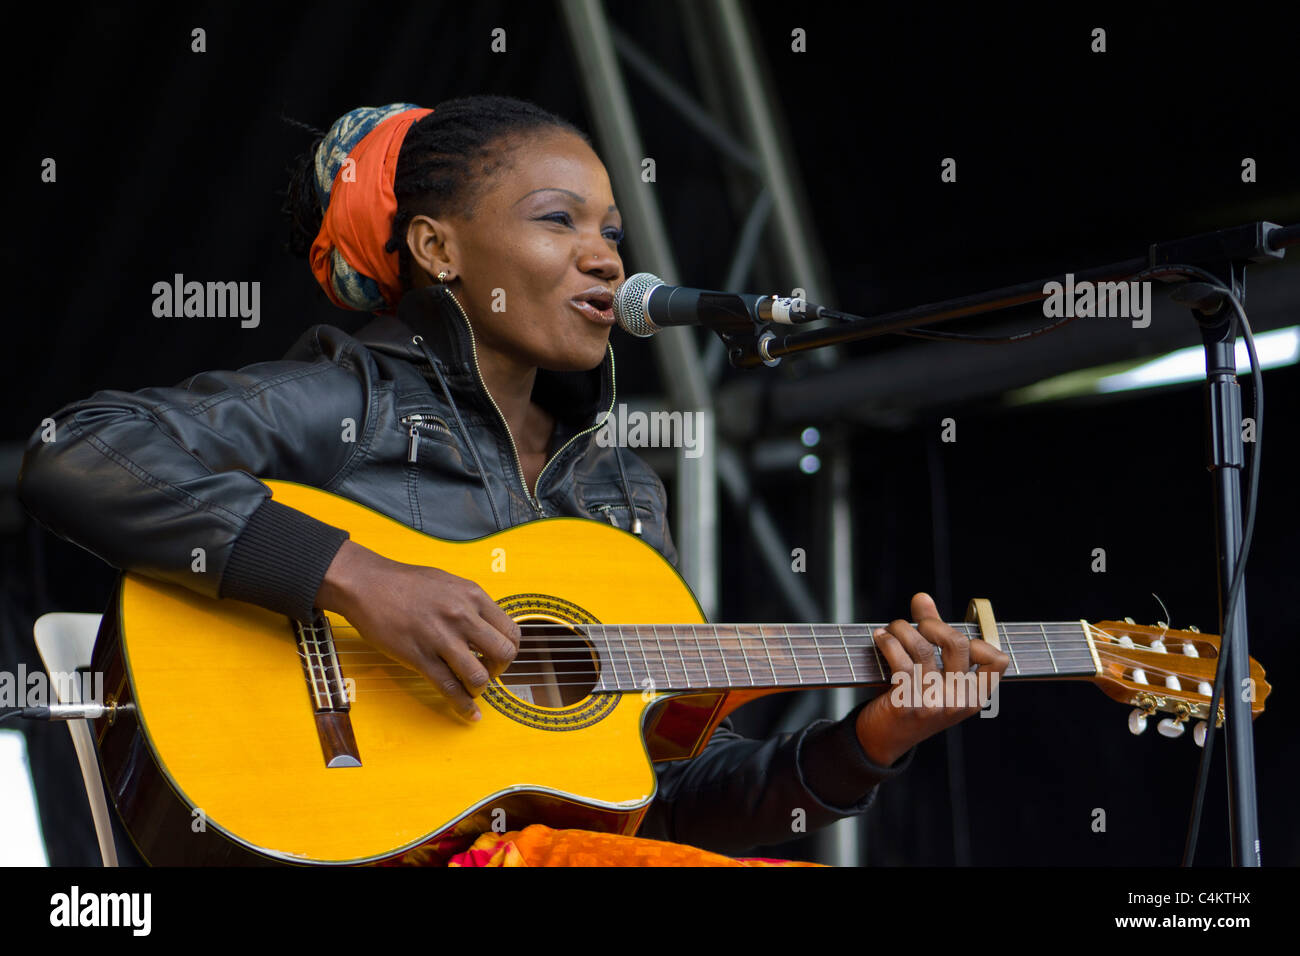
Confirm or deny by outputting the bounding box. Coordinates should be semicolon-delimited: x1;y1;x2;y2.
1004;326;1299;405
1097;326;1299;393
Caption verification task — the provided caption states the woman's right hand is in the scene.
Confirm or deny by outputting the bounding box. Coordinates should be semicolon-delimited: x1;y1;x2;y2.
314;539;521;721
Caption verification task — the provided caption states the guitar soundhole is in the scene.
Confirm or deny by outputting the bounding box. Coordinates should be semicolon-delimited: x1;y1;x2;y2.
497;621;597;708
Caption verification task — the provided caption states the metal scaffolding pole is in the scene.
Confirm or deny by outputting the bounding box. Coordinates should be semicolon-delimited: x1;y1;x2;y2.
710;0;835;308
711;0;855;862
822;437;862;866
558;0;718;617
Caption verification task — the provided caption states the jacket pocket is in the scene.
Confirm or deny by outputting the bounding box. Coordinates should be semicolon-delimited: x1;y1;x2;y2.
579;490;651;535
399;412;454;463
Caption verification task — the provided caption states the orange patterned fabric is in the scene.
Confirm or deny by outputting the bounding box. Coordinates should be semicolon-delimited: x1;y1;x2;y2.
446;824;827;867
308;105;434;315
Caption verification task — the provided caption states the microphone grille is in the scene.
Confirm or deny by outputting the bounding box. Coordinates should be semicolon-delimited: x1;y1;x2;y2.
613;272;664;337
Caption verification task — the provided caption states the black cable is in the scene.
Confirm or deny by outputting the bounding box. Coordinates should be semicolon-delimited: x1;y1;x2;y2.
883;263;1255;345
1180;283;1262;867
895;312;1084;344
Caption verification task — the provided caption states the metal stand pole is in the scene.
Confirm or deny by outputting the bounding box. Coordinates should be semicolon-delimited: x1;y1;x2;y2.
1193;260;1260;865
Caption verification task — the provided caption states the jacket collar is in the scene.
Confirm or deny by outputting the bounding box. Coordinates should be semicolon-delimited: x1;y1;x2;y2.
353;284;616;435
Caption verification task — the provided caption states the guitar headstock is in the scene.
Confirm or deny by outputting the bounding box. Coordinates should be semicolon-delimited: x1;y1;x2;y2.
1086;619;1270;744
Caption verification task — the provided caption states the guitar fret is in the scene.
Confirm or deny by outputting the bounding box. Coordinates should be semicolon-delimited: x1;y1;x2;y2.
635;626;650;693
838;624;855;683
693;626;708;688
737;626;755;687
654;624;672;689
783;624;803;685
598;626;613;691
1000;623;1019;676
762;625;778;685
1040;622;1058;674
644;625;656;689
619;625;633;691
714;624;731;685
868;627;885;681
673;624;690;690
809;625;829;684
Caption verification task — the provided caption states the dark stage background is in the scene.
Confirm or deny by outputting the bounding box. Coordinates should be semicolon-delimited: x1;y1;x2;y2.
3;2;1296;867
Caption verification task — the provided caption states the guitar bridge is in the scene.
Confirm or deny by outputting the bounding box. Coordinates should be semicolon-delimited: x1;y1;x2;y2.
294;611;362;768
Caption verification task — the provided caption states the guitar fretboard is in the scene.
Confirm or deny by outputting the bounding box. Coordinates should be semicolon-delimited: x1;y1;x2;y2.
579;621;1098;693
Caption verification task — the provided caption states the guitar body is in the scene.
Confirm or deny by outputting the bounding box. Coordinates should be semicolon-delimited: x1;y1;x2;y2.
92;480;725;866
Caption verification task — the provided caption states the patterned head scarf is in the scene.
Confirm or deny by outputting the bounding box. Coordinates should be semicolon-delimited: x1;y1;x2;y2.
309;103;435;314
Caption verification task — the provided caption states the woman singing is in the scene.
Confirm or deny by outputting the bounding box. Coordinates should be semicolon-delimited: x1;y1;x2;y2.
18;95;1007;866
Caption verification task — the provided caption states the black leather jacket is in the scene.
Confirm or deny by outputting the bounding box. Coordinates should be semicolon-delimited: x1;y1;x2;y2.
18;283;913;857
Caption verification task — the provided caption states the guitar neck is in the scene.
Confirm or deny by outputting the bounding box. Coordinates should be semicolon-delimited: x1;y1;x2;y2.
586;621;1100;693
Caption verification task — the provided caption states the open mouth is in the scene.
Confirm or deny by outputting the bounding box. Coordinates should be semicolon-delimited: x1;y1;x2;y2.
569;290;615;324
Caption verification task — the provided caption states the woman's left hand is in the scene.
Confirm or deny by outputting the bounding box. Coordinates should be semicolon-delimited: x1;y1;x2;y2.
854;592;1010;766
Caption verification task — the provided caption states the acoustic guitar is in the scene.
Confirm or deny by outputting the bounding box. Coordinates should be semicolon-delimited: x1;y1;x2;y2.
90;479;1270;865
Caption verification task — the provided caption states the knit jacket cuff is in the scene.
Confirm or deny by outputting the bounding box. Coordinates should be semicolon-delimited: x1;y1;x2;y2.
796;698;917;813
219;497;350;622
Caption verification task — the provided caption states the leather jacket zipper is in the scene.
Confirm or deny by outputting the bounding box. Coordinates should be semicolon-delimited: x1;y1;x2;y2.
400;413;452;463
440;288;618;518
592;502;623;526
532;346;617;505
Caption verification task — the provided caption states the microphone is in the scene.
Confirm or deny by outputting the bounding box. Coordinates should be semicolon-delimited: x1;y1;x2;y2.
613;272;827;338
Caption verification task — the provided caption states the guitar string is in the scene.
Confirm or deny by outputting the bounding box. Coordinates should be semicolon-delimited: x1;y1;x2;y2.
294;646;1204;692
301;621;1170;642
315;644;1101;669
321;661;1193;689
321;622;1107;648
313;639;1152;669
300;632;1191;673
313;621;1199;653
293;624;1205;690
311;650;1103;672
304;621;1177;653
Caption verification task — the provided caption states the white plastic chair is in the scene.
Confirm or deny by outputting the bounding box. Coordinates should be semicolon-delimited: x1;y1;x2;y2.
33;612;118;866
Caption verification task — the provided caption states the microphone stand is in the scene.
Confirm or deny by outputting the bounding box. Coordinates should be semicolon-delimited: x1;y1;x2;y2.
719;220;1297;866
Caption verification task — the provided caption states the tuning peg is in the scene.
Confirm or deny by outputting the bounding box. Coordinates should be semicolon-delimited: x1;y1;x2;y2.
1117;636;1148;684
1182;642;1199;657
1194;721;1208;747
1187;625;1200;633
1123;617;1136;625
1128;709;1148;735
1149;638;1167;653
1198;681;1213;697
1164;675;1182;692
1157;717;1186;738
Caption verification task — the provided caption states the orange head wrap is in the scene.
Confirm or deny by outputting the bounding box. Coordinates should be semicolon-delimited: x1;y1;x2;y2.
309;104;435;314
